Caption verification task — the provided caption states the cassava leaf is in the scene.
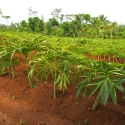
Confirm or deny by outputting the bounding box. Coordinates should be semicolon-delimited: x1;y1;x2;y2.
100;81;109;105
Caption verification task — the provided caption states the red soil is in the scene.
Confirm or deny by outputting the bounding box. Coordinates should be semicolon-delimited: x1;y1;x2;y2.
0;55;125;125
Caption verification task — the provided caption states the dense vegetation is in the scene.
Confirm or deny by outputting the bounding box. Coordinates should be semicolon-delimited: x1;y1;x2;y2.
0;8;125;38
0;31;125;111
0;7;125;112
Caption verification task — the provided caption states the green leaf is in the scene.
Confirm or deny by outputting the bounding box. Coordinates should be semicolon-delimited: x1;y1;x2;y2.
76;79;88;87
64;73;70;84
100;81;109;105
59;75;63;90
89;85;100;98
88;79;106;86
115;85;124;92
63;74;67;89
122;88;125;99
76;83;84;98
92;75;105;80
109;85;117;105
82;86;88;98
39;74;43;83
55;75;61;85
28;66;35;87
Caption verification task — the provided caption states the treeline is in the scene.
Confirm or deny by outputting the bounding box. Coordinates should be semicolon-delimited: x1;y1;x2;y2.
0;8;125;38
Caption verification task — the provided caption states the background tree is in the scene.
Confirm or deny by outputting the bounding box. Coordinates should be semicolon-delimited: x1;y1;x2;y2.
84;14;91;24
90;17;102;37
18;20;28;31
1;7;122;38
64;14;73;21
55;27;64;37
9;22;17;30
109;21;117;38
0;8;2;18
46;18;59;35
70;20;81;37
73;14;84;24
73;14;84;36
59;14;64;23
28;7;38;17
2;16;11;26
51;8;62;22
60;21;70;36
28;17;44;32
99;14;107;25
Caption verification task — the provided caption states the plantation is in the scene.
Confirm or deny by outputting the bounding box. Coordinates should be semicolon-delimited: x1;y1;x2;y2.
0;31;125;125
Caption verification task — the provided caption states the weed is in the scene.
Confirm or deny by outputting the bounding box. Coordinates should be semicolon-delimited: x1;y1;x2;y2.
19;119;24;125
75;102;79;106
83;119;88;125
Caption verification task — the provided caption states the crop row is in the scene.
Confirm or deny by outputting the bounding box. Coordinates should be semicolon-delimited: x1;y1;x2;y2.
0;32;125;111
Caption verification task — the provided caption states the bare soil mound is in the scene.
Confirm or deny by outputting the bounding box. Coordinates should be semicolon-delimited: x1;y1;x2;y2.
0;55;125;125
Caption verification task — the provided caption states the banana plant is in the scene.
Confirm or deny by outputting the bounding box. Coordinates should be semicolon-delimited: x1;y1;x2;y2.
76;61;125;111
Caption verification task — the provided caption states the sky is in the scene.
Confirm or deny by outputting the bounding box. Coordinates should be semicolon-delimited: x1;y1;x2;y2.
0;0;125;25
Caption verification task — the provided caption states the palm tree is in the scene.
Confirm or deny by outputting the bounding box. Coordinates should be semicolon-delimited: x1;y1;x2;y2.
109;21;117;38
73;14;84;24
72;14;84;37
99;14;107;25
2;16;11;26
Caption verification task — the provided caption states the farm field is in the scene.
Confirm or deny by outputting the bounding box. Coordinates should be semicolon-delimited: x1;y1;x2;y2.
0;31;125;125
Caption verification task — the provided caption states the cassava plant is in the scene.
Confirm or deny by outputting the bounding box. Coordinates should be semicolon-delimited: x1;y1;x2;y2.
0;56;19;78
54;60;71;97
0;42;20;78
76;61;125;111
52;49;82;98
28;47;77;97
28;50;57;87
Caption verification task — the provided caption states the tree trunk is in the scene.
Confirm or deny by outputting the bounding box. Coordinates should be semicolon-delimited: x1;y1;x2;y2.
110;29;113;38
